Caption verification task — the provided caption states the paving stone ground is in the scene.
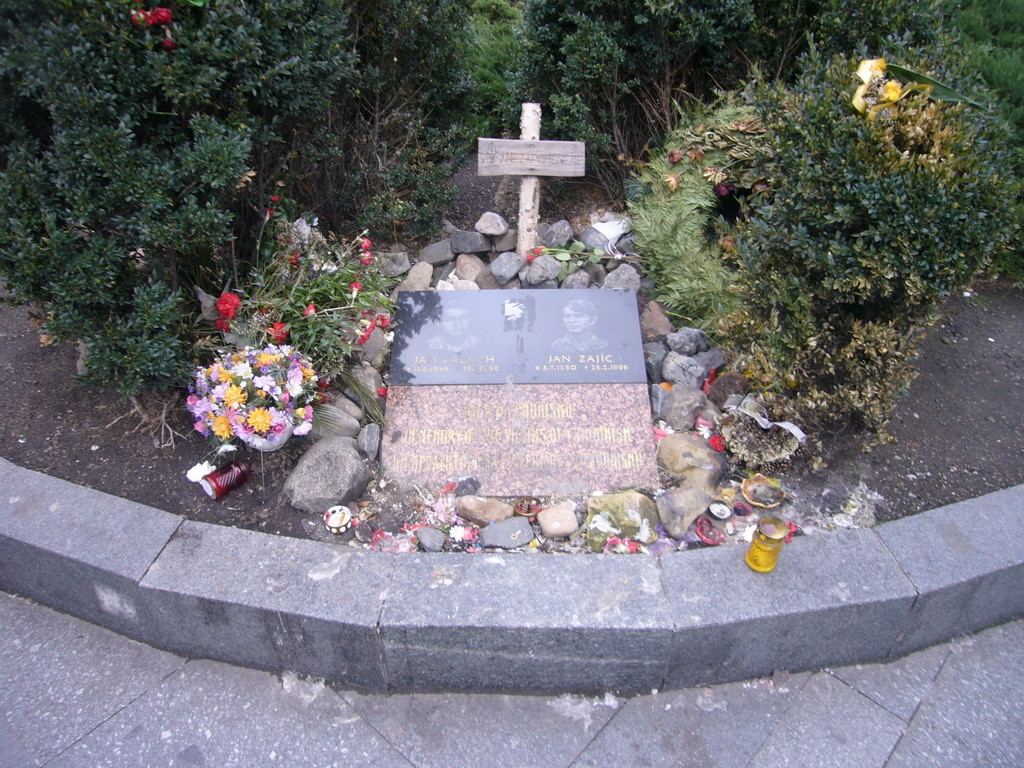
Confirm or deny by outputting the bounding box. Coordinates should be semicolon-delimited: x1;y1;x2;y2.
2;591;1021;768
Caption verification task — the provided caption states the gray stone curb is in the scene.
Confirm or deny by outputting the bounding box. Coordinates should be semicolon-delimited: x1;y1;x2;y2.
1;456;1021;694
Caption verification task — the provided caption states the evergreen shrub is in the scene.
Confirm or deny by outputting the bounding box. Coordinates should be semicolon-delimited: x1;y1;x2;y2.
728;44;1020;431
514;0;943;196
628;97;766;330
0;0;472;395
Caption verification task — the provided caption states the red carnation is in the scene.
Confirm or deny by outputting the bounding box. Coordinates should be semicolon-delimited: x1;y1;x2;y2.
216;292;241;319
376;314;389;328
130;10;148;26
214;317;231;333
376;386;388;399
708;434;726;452
149;7;172;25
359;237;372;251
270;195;279;203
304;304;316;317
160;38;177;51
267;321;289;344
359;256;372;265
349;281;362;292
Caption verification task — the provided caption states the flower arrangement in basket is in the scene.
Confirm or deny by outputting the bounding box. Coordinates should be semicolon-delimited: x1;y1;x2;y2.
187;344;319;451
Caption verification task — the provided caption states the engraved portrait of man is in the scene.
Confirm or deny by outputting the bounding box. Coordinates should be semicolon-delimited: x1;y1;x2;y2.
428;305;479;353
552;299;608;354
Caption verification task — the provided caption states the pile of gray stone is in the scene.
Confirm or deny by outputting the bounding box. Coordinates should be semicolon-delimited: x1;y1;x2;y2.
637;300;752;541
382;211;645;294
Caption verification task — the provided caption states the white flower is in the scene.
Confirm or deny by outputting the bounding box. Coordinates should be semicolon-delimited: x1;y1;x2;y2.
450;525;466;541
216;445;237;455
186;461;217;483
293;217;312;244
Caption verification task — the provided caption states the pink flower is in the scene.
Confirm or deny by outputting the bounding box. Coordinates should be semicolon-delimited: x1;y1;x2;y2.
349;281;362;292
194;420;208;434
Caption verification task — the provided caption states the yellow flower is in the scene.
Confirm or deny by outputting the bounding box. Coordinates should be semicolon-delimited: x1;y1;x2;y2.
247;407;273;433
301;365;315;380
212;415;233;440
222;384;247;409
882;80;902;102
256;353;280;367
295;406;306;420
256;389;267;398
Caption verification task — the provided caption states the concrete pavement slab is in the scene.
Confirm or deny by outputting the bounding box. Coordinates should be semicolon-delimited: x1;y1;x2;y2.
0;459;182;641
878;485;1024;655
885;619;1024;767
140;521;393;689
46;660;413;768
571;671;811;768
662;529;916;687
1;713;37;768
748;671;906;768
381;554;674;693
339;689;620;768
829;643;948;722
0;593;184;766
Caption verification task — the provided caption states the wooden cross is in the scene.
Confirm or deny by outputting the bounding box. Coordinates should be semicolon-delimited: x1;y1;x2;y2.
477;103;586;257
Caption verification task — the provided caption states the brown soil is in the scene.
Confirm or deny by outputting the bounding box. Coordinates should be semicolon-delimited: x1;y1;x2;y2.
2;161;1021;543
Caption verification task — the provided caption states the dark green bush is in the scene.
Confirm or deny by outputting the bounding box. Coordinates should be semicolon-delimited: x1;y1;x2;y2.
941;0;1024;279
326;0;475;240
513;0;943;197
0;0;473;396
728;43;1020;431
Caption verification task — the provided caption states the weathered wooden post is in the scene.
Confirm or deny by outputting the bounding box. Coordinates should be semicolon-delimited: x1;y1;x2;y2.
477;103;585;258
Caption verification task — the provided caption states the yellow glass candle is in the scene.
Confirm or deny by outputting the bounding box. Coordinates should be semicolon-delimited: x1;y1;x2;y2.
745;516;788;573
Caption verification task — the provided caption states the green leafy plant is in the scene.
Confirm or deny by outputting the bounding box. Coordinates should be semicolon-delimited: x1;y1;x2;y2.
530;241;605;282
202;218;395;385
466;0;522;138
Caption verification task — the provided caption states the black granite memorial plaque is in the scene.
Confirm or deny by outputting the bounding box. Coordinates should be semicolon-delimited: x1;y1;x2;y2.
388;289;646;386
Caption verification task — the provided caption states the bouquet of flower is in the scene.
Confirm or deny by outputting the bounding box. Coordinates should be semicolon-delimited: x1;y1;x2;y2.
202;217;394;385
187;345;319;450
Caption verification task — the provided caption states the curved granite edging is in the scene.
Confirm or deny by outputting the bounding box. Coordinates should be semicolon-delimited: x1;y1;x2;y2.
1;456;1022;694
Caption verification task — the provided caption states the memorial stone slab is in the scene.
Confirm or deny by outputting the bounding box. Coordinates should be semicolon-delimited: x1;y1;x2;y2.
382;289;658;496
